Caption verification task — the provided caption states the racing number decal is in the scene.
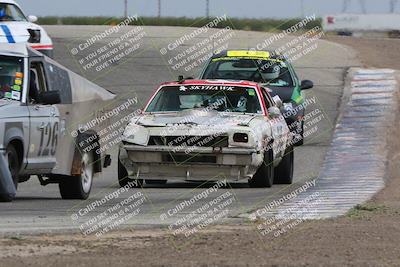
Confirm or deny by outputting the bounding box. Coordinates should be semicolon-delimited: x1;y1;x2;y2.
38;122;59;156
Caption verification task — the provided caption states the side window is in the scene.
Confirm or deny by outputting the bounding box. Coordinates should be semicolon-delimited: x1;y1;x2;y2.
203;61;219;79
28;62;47;104
289;64;299;85
45;63;72;104
261;88;274;109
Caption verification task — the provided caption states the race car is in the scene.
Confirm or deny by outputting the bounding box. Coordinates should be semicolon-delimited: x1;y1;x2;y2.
0;0;53;57
0;44;114;202
198;50;314;146
118;79;293;188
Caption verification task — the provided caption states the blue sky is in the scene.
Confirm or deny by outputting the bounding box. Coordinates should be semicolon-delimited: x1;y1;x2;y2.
16;0;397;18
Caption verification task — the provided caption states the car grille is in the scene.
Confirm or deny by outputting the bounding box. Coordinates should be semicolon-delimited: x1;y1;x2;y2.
148;135;229;147
162;154;217;164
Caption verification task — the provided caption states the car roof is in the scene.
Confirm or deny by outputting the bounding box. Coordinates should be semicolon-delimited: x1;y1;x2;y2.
210;49;283;60
160;79;261;88
0;0;18;5
0;43;42;57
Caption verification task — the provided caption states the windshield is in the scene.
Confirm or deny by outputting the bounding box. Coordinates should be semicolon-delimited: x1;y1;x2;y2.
0;3;26;22
0;56;24;101
202;58;294;87
146;85;263;114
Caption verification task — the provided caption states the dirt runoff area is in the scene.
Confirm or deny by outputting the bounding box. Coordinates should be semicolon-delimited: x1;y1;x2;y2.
1;37;400;267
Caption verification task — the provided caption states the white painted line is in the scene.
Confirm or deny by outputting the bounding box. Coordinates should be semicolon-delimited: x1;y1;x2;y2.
245;68;398;221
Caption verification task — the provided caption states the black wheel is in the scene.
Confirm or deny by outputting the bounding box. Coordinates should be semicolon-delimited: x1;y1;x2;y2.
6;145;20;189
274;145;294;184
145;180;167;185
249;149;274;188
118;159;143;188
59;152;94;200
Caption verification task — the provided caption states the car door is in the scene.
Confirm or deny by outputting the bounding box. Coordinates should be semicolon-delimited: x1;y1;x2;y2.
25;60;60;171
261;88;287;159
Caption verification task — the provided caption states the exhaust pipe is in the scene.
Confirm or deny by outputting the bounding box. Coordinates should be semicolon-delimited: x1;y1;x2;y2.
0;153;16;202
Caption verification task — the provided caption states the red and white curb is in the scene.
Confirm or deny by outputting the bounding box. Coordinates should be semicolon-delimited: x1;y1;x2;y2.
250;68;398;220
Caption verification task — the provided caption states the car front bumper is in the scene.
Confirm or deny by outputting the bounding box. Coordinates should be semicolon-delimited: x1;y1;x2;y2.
119;144;263;181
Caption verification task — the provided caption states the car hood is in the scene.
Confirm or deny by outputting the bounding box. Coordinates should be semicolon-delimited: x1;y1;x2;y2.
0;21;42;37
136;110;257;128
124;110;269;147
0;99;22;118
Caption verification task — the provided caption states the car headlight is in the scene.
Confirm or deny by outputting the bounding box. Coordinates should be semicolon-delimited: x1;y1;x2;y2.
230;132;255;148
27;29;41;43
233;133;249;143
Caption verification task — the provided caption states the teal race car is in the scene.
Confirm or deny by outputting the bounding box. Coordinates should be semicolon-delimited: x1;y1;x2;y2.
198;50;313;146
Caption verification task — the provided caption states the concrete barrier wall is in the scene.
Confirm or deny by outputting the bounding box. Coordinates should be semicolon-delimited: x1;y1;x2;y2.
323;14;400;32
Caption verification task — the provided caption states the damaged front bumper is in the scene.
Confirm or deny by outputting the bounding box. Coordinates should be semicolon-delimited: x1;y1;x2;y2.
119;144;263;181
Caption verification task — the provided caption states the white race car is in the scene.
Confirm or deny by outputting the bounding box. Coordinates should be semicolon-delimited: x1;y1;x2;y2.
0;43;115;202
119;79;294;188
0;0;53;57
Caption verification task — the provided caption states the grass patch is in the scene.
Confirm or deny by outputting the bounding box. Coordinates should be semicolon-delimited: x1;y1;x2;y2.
9;235;24;241
347;203;388;218
38;16;322;32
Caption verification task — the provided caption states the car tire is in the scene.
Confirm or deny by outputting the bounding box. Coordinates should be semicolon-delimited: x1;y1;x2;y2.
59;151;94;200
118;159;143;188
6;145;20;189
145;180;167;185
249;149;274;188
274;145;294;184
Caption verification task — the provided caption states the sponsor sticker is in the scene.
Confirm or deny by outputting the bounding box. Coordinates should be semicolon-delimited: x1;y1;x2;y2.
227;50;270;58
15;72;23;78
11;90;21;100
247;89;256;96
186;85;234;91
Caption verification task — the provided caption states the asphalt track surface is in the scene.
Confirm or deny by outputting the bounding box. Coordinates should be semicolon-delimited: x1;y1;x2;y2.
0;26;360;235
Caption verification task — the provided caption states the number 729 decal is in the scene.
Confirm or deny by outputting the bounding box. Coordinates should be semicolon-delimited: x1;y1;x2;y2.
38;122;59;156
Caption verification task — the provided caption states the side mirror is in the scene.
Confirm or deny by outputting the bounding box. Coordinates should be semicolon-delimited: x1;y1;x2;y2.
28;15;38;23
301;80;314;90
268;106;281;118
177;76;193;82
272;95;283;108
40;91;61;105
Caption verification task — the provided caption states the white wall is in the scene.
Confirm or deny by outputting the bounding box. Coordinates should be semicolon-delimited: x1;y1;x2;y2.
323;14;400;32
